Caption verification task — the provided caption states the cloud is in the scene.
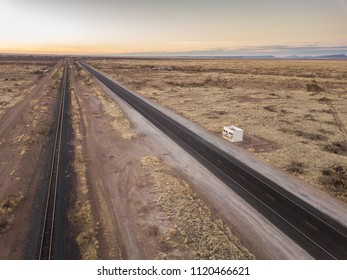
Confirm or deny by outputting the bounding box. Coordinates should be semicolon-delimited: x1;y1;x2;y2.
231;44;347;52
166;41;235;45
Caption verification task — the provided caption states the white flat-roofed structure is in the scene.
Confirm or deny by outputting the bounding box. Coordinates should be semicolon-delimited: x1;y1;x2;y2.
223;125;243;142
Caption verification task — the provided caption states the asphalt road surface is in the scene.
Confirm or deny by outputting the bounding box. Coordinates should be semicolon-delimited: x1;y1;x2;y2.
80;61;347;260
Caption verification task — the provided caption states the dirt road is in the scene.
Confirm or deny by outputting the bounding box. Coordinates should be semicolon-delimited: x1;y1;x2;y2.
0;60;62;259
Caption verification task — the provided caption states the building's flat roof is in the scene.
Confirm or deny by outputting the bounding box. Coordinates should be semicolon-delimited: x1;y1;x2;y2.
224;125;243;131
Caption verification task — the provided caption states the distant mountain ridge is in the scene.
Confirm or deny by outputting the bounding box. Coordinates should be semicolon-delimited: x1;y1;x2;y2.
285;54;347;60
177;54;347;60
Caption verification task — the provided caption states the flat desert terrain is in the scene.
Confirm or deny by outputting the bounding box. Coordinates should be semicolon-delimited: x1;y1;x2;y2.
0;57;62;258
87;58;347;203
0;58;57;119
1;57;346;260
0;58;256;259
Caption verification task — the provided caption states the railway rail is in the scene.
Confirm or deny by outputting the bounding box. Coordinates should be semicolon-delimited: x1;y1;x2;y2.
38;61;69;260
80;61;347;260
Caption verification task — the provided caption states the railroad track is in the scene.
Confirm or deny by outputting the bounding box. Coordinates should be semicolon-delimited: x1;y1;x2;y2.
38;61;69;260
80;61;347;259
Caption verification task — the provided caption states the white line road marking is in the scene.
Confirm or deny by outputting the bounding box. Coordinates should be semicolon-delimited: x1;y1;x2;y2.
305;221;319;231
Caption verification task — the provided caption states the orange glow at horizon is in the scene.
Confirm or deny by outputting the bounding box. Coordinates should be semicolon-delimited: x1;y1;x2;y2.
0;0;346;56
0;43;128;55
0;41;229;55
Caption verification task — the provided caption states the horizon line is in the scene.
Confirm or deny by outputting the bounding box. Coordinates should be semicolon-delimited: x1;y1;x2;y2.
1;52;347;60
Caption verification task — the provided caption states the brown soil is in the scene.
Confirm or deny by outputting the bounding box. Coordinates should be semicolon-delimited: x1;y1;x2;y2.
0;59;62;259
140;156;254;259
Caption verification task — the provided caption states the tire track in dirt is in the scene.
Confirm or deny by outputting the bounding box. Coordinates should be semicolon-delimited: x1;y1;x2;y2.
0;62;64;259
71;65;137;259
328;101;347;140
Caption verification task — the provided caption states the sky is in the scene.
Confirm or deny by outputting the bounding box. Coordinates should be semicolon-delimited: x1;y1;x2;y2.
0;0;347;56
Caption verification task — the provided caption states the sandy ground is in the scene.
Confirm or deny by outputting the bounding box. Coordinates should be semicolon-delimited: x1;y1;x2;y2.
87;58;347;203
0;59;62;259
0;59;57;120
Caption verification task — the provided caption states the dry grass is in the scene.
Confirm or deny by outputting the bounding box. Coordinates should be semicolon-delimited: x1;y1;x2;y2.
68;85;99;259
287;161;306;175
89;58;347;202
140;156;254;260
0;192;24;234
0;59;55;119
0;63;62;209
306;80;323;93
320;164;347;200
9;71;61;150
76;64;135;140
324;141;347;155
70;201;99;260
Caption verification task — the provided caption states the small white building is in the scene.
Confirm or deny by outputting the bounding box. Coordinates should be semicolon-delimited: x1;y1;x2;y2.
223;126;243;142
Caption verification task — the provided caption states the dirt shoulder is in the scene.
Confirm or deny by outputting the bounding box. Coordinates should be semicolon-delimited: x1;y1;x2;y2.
0;61;62;259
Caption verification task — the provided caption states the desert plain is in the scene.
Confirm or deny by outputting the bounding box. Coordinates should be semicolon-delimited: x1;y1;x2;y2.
0;56;346;260
87;58;347;202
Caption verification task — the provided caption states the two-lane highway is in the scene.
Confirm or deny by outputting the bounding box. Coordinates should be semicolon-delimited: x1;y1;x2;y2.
80;61;347;259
